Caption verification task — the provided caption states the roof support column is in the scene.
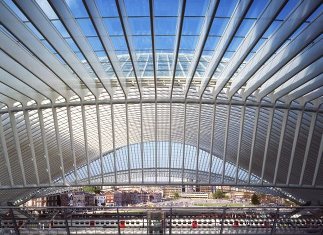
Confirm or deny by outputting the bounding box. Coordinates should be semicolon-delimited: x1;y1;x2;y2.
299;111;317;185
235;105;245;184
95;102;104;185
111;102;117;184
273;109;289;185
81;104;91;185
38;109;52;186
208;104;216;184
23;110;39;186
287;109;303;185
9;111;26;186
155;102;158;184
140;101;144;184
52;107;66;185
196;102;202;183
125;101;131;184
181;102;187;184
248;106;260;183
261;108;275;185
222;104;231;183
168;101;172;184
66;106;78;185
0;114;14;186
312;132;323;186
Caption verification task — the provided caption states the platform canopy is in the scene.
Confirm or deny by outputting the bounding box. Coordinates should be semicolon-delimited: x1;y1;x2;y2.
0;0;322;204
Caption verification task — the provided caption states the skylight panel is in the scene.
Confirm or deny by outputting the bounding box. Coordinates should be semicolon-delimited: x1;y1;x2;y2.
182;17;204;35
128;17;151;35
65;0;89;18
95;0;119;17
103;18;124;36
77;18;97;37
276;0;300;21
245;0;269;18
215;0;239;18
124;0;149;17
51;20;70;38
154;0;179;16
185;0;209;16
155;17;177;35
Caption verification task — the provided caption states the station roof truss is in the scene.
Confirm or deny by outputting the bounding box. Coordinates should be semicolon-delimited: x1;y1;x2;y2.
0;0;322;204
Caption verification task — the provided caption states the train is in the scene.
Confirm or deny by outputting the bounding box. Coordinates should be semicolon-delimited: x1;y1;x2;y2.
1;216;322;230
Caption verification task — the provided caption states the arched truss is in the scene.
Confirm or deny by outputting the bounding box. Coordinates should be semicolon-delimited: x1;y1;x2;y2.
0;0;322;204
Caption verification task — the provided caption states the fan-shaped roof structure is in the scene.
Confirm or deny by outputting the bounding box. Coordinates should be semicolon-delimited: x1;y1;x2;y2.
0;0;322;204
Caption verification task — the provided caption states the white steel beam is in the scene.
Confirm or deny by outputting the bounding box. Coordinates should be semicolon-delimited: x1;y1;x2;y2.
258;42;323;101
52;107;66;185
312;132;323;186
208;104;216;183
81;104;91;184
116;0;143;94
199;0;252;97
84;0;129;96
196;102;202;183
125;101;131;183
111;103;117;184
66;106;78;185
273;109;289;185
23;110;40;186
271;58;323;102
285;75;323;103
299;111;317;185
221;104;231;183
95;102;104;185
49;0;113;98
1;1;83;99
184;0;219;97
202;0;285;98
0;114;14;186
229;0;321;98
235;105;245;184
0;69;45;104
140;102;144;183
243;15;323;100
9;112;26;186
170;0;186;97
38;109;52;186
248;106;260;183
261;108;274;184
0;43;60;103
286;110;303;185
181;102;187;184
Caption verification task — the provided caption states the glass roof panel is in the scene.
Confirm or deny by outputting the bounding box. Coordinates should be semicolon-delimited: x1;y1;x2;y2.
128;17;151;35
77;18;97;37
103;18;124;36
245;0;269;18
51;20;70;38
95;0;119;17
124;0;149;17
185;0;209;16
154;0;179;16
65;0;89;18
155;17;177;35
182;17;205;35
215;0;239;18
